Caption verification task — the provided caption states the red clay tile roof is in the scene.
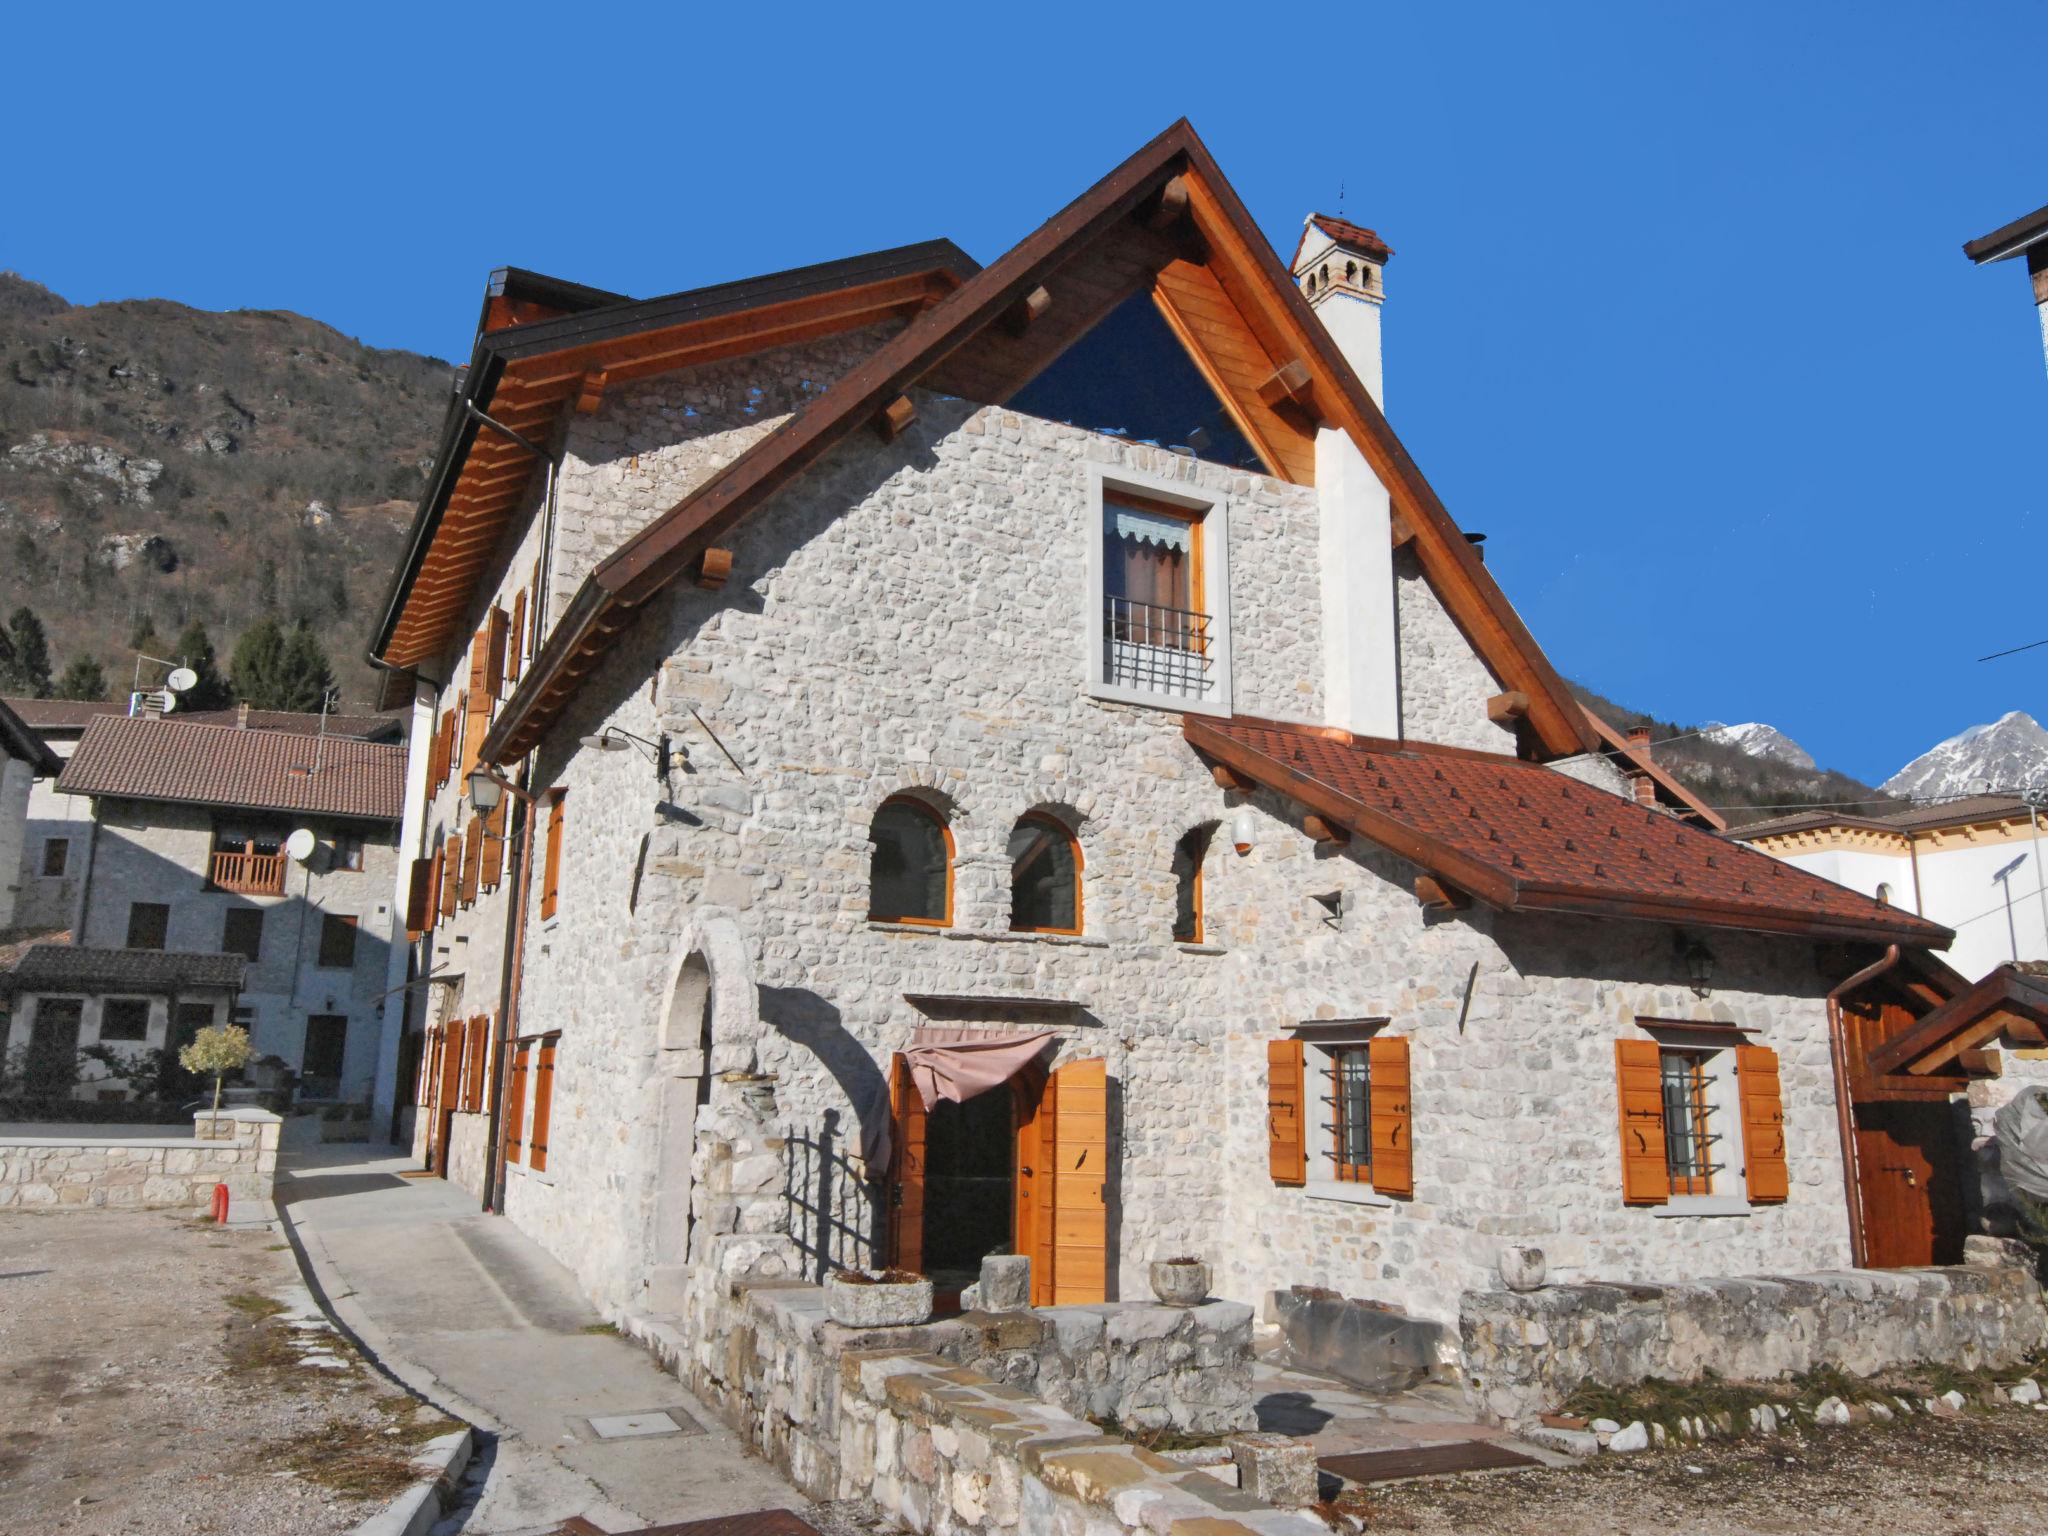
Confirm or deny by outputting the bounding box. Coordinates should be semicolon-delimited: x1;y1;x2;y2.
0;944;247;997
2;697;401;740
1291;213;1395;268
1187;716;1952;947
57;716;406;822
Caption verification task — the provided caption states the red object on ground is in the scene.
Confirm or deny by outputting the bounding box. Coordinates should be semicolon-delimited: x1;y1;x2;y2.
211;1183;230;1224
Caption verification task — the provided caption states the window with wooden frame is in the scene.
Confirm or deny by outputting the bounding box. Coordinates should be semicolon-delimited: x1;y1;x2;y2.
540;791;566;921
439;832;461;920
1659;1049;1718;1197
1614;1034;1786;1210
1171;824;1213;944
1085;466;1232;712
1268;1032;1413;1199
867;796;952;926
479;799;507;892
483;606;508;697
1007;812;1082;935
459;816;484;906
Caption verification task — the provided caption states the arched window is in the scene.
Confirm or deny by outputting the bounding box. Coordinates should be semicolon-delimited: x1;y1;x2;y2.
868;797;952;926
1008;812;1082;934
1172;825;1214;944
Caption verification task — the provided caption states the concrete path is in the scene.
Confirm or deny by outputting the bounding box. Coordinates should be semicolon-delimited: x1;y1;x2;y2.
277;1144;811;1536
1251;1355;1573;1470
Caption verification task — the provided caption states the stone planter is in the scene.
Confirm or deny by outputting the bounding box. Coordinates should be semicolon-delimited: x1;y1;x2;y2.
1499;1246;1547;1293
1149;1258;1212;1307
823;1270;933;1328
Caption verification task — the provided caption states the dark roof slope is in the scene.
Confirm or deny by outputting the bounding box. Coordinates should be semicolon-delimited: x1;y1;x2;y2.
57;716;406;821
2;945;246;995
1188;715;1952;948
1965;202;2048;264
1732;793;2037;842
2;698;402;741
0;697;60;775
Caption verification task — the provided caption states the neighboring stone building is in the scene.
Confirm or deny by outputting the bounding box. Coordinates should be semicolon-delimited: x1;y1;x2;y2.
0;696;61;934
370;121;1994;1374
27;713;409;1104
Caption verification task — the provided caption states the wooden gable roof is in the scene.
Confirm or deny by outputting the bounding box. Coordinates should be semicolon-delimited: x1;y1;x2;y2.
481;119;1600;767
372;242;979;672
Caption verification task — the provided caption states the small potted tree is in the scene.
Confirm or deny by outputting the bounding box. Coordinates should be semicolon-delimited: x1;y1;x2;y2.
181;1024;253;1138
1149;1255;1212;1307
823;1267;934;1328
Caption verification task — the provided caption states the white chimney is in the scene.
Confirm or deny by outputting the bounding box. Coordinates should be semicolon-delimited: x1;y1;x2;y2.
1295;214;1400;739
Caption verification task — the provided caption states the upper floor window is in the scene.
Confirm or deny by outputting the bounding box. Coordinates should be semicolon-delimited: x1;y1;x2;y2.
1008;813;1082;935
1172;824;1213;944
126;902;169;951
335;830;365;872
868;797;952;926
41;837;68;877
1085;467;1232;713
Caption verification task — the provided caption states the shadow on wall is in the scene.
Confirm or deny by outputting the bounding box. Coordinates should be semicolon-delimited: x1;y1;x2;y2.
759;983;888;1278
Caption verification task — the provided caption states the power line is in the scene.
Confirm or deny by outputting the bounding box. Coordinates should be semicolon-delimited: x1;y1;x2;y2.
1979;636;2048;663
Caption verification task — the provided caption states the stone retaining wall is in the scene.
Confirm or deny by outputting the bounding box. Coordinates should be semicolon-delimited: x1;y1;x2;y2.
1460;1247;2048;1426
0;1109;280;1211
628;1275;1312;1536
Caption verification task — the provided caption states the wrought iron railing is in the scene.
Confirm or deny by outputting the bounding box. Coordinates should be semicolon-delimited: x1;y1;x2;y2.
208;849;287;895
1103;597;1213;696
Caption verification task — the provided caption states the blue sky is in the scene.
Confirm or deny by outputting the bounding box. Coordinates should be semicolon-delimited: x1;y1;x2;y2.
6;4;2041;785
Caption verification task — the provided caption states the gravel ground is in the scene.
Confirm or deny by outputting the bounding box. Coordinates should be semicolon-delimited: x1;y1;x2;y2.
0;1209;454;1536
1367;1407;2048;1534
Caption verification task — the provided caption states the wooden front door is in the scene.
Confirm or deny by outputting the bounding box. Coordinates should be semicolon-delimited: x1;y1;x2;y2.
1855;1100;1965;1268
886;1053;927;1273
433;1018;465;1176
1015;1057;1108;1306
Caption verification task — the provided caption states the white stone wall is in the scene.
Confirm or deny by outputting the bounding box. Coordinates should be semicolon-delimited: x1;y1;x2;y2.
1394;548;1514;753
0;753;34;931
476;384;1862;1330
0;1111;280;1210
10;732;83;930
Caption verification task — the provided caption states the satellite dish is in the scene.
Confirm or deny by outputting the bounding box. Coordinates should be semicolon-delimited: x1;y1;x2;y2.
284;828;318;864
157;690;178;714
166;667;198;693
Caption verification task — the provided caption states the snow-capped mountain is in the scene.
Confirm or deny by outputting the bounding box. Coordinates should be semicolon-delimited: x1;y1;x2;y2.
1883;712;2048;803
1701;722;1816;772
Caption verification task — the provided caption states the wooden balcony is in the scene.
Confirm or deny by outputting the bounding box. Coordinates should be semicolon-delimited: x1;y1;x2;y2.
208;849;287;895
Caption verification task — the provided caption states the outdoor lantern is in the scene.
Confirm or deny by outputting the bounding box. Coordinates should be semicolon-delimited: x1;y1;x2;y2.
1684;940;1715;996
468;768;504;814
1232;809;1256;856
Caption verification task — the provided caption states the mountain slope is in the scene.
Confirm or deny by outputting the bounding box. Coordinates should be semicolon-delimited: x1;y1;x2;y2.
1883;711;2048;802
1701;721;1815;771
0;271;452;704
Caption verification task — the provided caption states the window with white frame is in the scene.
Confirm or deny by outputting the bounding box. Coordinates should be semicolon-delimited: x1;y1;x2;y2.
1641;1024;1752;1215
1085;466;1231;712
1296;1025;1398;1202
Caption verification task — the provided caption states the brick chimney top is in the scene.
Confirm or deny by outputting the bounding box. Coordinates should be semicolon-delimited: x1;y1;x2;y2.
236;701;250;729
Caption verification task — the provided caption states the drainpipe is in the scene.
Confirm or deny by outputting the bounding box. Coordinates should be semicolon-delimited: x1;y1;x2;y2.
1908;834;1925;918
2031;805;2048;956
1826;942;1900;1269
481;760;539;1216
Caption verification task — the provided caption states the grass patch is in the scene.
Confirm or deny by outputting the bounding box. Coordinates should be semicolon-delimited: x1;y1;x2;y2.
223;1318;303;1380
269;1400;462;1501
580;1322;621;1337
224;1291;286;1320
1088;1412;1230;1454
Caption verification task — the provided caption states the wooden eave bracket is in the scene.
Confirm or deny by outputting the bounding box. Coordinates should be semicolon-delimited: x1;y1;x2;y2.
1212;763;1252;792
1302;814;1350;847
1255;360;1319;423
694;547;733;591
1415;875;1468;911
1487;690;1531;726
1002;286;1052;337
1144;174;1190;231
575;369;610;415
1389;511;1417;550
877;394;917;442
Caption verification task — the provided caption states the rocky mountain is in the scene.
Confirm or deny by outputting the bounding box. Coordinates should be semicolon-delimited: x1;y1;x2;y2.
1883;711;2048;804
0;272;452;705
1701;721;1816;772
1573;684;1899;828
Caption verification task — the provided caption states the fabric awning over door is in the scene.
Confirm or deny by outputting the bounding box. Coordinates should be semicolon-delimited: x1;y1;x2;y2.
861;1027;1057;1171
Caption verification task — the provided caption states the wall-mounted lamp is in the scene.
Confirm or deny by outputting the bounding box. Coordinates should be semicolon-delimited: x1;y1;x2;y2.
579;726;675;779
1232;809;1256;856
1682;939;1715;997
468;766;535;815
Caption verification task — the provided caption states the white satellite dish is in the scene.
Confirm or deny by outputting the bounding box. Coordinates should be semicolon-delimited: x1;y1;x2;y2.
157;690;178;713
284;828;318;864
166;667;198;693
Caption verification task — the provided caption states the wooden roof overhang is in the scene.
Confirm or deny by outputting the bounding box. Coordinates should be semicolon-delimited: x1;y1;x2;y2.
482;119;1601;768
372;242;979;672
1580;708;1726;831
1865;963;2048;1078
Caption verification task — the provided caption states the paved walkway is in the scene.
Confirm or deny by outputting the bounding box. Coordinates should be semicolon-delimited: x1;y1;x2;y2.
277;1145;809;1536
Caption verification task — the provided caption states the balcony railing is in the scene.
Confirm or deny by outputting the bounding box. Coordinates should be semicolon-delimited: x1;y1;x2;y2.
209;849;287;895
1103;597;1214;697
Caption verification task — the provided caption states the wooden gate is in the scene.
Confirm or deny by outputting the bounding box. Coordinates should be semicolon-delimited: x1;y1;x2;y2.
886;1053;927;1274
1840;996;1968;1267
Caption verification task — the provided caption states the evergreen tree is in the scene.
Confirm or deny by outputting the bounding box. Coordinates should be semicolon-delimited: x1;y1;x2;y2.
172;621;232;711
275;622;336;713
229;617;285;708
1;607;53;698
129;615;164;655
53;656;109;701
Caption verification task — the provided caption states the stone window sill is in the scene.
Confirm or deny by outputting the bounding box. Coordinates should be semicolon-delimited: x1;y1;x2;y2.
862;922;1111;949
1653;1195;1751;1219
1303;1179;1394;1209
1175;942;1226;955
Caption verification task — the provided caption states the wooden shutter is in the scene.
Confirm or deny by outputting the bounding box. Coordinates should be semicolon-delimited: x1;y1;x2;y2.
440;833;462;919
507;590;527;683
480;800;506;891
505;1039;530;1162
462;687;490;781
1015;1076;1052;1303
1737;1044;1790;1203
404;857;433;938
1267;1039;1307;1185
529;1035;556;1172
427;711;447;790
886;1052;927;1275
434;1019;464;1173
425;847;443;931
540;791;565;919
484;606;509;697
1367;1035;1414;1197
459;818;484;905
1048;1057;1108;1305
1616;1039;1671;1206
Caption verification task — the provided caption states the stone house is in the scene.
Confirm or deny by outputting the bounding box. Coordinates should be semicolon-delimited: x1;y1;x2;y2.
374;121;1997;1357
13;713;409;1104
0;696;60;935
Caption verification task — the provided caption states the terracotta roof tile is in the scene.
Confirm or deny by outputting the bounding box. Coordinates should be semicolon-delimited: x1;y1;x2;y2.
1;944;246;995
1;697;401;740
57;716;406;822
1291;213;1395;268
1188;716;1952;948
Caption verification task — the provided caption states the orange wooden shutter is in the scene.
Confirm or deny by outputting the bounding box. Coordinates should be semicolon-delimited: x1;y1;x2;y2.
462;687;490;781
439;1018;464;1117
1048;1057;1108;1304
1367;1035;1413;1197
1615;1039;1671;1206
440;833;462;919
507;590;527;683
540;792;565;919
1737;1044;1789;1203
459;818;484;905
1014;1076;1053;1303
528;1035;556;1171
480;800;506;891
886;1052;927;1274
464;1015;488;1112
1267;1039;1307;1185
484;606;508;697
404;857;433;938
416;1025;438;1102
505;1040;530;1162
426;847;443;930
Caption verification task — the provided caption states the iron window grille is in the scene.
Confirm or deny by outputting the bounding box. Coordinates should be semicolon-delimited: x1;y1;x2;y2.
1102;598;1214;696
1328;1046;1373;1182
1659;1049;1723;1196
